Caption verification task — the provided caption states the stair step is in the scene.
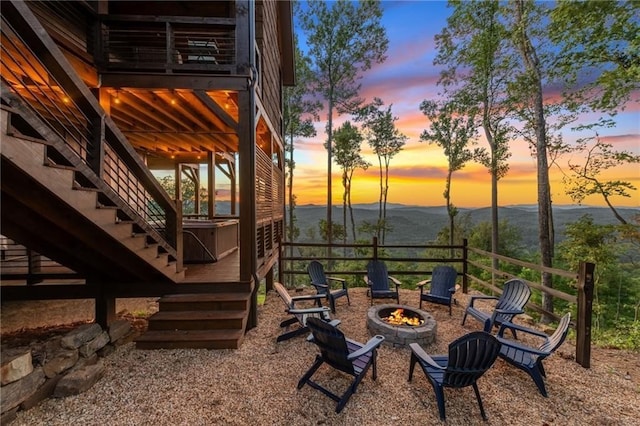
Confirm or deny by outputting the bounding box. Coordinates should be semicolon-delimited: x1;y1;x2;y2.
135;329;244;350
147;310;247;330
158;293;251;311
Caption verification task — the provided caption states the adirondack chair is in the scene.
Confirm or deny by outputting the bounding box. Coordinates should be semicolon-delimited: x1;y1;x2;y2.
496;313;571;397
461;278;531;336
417;265;458;315
307;260;350;313
408;331;501;421
364;260;400;305
273;282;340;343
298;317;385;413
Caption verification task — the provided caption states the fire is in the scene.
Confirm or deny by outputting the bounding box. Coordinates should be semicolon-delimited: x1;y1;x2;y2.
382;308;424;326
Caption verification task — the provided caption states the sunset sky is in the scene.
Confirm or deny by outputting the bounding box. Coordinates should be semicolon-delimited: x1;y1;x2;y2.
290;1;640;209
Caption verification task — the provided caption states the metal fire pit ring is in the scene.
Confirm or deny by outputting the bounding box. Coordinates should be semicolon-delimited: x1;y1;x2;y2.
366;304;437;348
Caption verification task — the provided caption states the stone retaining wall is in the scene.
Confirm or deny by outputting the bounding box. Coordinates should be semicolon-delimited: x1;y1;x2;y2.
0;320;135;424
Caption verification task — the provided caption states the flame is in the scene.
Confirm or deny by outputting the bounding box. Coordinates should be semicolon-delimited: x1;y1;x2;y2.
382;308;424;326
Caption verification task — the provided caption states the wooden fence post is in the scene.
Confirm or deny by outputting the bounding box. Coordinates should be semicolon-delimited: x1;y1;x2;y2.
372;236;378;260
576;261;595;368
462;238;468;293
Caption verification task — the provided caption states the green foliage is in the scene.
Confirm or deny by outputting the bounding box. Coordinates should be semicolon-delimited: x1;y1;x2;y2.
333;121;370;242
549;0;640;112
157;175;207;215
592;320;640;351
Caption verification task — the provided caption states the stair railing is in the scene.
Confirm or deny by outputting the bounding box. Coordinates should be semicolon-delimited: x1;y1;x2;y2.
0;1;181;267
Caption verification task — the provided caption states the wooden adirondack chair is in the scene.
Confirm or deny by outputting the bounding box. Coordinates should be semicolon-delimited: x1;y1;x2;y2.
307;260;350;313
461;278;531;336
273;282;340;343
408;331;501;421
364;260;400;305
417;265;458;315
298;317;385;413
496;313;571;397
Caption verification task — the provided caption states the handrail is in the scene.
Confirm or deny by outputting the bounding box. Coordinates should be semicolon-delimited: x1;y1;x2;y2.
0;1;179;257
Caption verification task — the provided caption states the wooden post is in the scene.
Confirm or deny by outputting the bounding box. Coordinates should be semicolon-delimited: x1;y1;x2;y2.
576;261;595;368
26;249;42;285
372;236;378;261
277;235;283;284
462;238;468;294
94;281;115;328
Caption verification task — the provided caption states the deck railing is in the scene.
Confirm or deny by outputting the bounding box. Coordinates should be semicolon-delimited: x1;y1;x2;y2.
97;16;236;74
279;237;594;368
0;1;180;260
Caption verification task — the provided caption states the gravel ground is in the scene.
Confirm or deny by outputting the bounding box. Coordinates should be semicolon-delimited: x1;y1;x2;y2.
8;287;640;426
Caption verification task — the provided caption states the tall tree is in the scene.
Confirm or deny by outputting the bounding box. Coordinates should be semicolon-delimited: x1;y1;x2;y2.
356;98;407;244
299;0;387;249
435;0;514;279
333;121;370;243
419;99;477;250
508;0;556;321
283;38;321;284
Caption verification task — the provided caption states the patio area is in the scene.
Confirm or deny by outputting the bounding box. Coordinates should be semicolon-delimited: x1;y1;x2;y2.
7;287;639;425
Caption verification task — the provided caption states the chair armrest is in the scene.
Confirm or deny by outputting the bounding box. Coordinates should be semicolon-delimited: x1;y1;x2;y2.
416;279;431;288
468;294;498;307
327;276;347;290
311;283;329;290
409;343;446;370
493;307;525;316
389;275;401;285
287;306;331;315
497;320;547;339
347;335;385;360
290;294;326;305
496;336;548;356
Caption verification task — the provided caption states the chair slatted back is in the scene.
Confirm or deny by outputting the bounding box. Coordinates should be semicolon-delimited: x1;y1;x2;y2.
307;261;328;295
306;317;355;375
494;279;532;323
366;260;390;291
444;331;500;388
540;313;571;354
430;266;458;298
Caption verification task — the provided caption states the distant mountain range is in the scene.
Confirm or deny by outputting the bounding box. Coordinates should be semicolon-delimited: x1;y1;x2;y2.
290;204;639;249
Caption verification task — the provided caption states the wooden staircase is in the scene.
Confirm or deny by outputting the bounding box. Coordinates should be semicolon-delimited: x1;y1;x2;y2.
136;290;252;349
0;111;185;283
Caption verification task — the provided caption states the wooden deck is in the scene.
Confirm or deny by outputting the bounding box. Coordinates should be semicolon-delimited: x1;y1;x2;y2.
181;249;240;283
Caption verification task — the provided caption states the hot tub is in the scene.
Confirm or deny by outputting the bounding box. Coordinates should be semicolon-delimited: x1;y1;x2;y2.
182;219;238;263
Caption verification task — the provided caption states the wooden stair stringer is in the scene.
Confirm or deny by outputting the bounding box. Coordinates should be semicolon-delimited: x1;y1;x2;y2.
0;133;183;283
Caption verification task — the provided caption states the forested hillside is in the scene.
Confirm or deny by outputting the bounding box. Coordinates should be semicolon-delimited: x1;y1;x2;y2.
292;204;639;250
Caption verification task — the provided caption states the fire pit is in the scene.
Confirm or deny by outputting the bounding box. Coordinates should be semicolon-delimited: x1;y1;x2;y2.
367;304;436;348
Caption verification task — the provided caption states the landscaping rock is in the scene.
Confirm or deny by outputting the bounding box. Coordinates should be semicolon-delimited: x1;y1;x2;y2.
20;375;62;411
78;331;110;358
43;348;78;378
53;360;105;397
1;347;33;385
60;323;102;349
108;319;131;342
0;367;45;413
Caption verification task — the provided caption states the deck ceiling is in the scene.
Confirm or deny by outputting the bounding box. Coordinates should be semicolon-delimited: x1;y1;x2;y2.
106;87;239;168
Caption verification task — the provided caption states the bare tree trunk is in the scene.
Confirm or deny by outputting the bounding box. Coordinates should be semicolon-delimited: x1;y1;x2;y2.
445;168;455;256
326;95;334;262
347;173;357;242
515;0;554;322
